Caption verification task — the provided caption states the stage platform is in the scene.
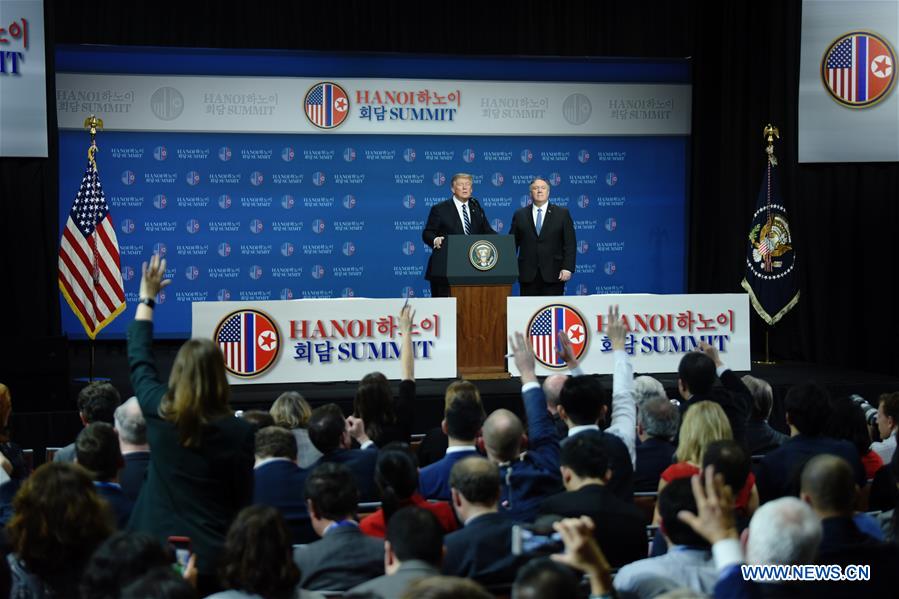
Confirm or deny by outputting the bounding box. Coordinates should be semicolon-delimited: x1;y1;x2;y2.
4;339;899;465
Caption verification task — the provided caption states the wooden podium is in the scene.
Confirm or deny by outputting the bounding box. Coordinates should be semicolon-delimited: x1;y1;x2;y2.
432;235;518;379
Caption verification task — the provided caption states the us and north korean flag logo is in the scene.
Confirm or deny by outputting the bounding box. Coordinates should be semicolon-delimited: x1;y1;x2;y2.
215;310;280;378
304;82;350;129
822;31;896;108
527;304;588;369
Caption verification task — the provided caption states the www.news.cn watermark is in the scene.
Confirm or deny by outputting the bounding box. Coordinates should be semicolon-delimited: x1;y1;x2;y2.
741;564;870;582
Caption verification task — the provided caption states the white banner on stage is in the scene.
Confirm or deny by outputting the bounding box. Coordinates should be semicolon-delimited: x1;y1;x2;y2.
56;73;690;136
507;294;750;376
192;298;457;384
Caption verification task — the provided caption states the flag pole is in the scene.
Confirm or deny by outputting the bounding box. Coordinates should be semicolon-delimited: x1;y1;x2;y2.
754;125;779;366
85;115;103;382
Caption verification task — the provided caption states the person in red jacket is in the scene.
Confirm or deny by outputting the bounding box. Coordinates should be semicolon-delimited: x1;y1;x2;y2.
360;446;458;538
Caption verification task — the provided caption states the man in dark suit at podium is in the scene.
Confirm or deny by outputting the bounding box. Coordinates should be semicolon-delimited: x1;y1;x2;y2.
510;177;576;296
422;173;496;297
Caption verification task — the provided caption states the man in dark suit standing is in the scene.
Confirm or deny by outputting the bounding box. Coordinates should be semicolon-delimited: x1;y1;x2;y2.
509;177;576;296
422;172;496;297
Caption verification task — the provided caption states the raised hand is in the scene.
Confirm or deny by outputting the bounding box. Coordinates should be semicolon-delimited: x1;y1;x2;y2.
140;253;171;300
677;465;739;545
606;305;627;351
551;516;613;595
698;341;723;368
509;331;537;384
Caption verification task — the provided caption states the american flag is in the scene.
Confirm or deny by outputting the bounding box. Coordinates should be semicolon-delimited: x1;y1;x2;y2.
216;311;279;376
305;83;348;128
58;161;126;339
528;306;587;368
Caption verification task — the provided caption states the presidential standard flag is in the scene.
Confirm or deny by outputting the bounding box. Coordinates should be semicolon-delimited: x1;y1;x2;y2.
741;159;799;325
58;160;126;339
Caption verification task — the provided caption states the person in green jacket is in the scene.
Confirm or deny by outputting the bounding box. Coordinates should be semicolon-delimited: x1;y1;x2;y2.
126;253;255;595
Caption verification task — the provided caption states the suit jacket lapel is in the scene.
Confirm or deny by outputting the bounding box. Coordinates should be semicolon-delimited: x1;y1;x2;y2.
449;198;465;234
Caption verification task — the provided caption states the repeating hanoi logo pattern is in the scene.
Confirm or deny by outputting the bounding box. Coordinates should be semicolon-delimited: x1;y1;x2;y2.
61;125;688;338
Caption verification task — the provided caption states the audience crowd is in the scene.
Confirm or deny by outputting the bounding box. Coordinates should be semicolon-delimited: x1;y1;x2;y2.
0;257;897;598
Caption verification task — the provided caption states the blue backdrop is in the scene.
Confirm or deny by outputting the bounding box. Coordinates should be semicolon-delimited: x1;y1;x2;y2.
57;48;689;338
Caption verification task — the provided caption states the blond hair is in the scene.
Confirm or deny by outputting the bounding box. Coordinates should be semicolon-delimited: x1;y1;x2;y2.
451;173;473;185
675;400;732;464
270;391;312;428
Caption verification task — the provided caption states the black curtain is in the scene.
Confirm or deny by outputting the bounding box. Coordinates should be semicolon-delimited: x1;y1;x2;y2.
2;0;896;374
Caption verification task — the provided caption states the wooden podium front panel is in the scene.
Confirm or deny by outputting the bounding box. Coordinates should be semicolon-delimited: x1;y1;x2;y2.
450;284;511;379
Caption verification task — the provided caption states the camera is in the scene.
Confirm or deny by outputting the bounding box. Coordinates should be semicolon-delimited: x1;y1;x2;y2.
511;524;563;556
850;394;878;426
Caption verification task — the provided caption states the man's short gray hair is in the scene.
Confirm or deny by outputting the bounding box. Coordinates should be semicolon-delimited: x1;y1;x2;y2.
634;375;667;408
638;397;680;440
747;497;821;565
113;396;147;445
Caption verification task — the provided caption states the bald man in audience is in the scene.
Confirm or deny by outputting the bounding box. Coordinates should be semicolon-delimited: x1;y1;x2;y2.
542;374;569;439
482;332;563;522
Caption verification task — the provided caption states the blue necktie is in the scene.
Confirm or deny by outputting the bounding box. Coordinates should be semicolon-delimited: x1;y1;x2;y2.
535;207;543;235
462;203;471;235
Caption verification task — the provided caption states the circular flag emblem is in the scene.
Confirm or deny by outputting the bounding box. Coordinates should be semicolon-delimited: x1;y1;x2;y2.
304;82;350;129
821;31;896;108
214;309;280;378
526;304;589;369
